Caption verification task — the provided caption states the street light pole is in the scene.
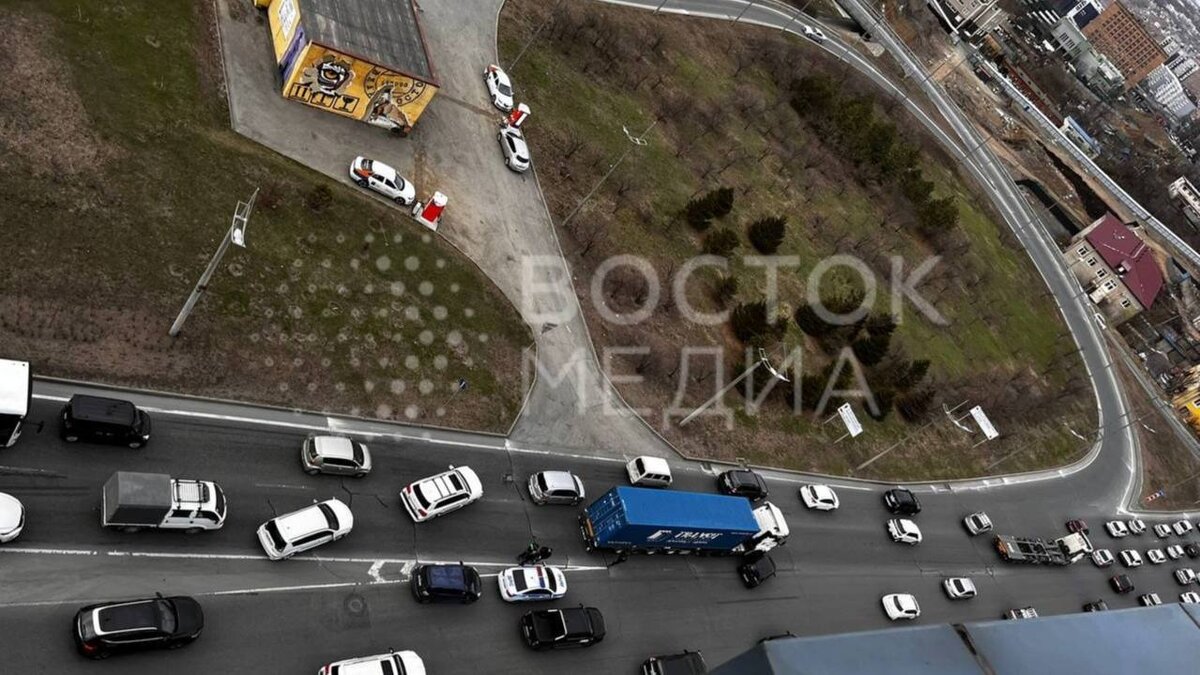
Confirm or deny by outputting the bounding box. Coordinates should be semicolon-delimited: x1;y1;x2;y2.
169;188;258;337
559;120;656;231
679;349;789;427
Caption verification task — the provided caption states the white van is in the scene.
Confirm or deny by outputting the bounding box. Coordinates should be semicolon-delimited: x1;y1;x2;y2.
626;456;672;488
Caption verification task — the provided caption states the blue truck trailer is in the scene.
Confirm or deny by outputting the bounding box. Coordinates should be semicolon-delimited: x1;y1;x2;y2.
579;486;788;556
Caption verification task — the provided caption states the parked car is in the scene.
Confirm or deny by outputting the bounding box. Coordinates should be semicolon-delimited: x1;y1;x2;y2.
1128;518;1146;535
943;577;977;600
73;594;203;659
1091;549;1114;567
738;552;777;589
256;498;353;560
1139;593;1163;606
1186;543;1200;559
527;470;585;506
400;466;483;522
318;649;425;675
0;492;24;543
887;518;922;545
497;125;531;173
483;64;514;111
300;435;371;477
1175;568;1197;585
498;565;567;602
1155;523;1173;538
883;488;921;515
1082;599;1108;612
60;394;151;448
799;484;839;511
1181;591;1200;604
1110;574;1134;594
1168;544;1187;560
963;512;993;536
627;456;672;488
411;563;482;604
717;469;768;501
349;156;416;205
1066;519;1089;534
520;606;606;650
1174;519;1195;537
642;650;707;675
1105;520;1129;538
1119;549;1143;568
1005;607;1038;620
882;593;920;621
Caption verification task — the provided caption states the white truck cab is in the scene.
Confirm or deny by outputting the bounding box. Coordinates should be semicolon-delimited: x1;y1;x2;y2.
0;359;31;448
741;502;789;554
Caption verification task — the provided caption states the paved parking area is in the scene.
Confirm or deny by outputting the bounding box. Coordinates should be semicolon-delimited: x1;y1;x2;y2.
214;0;669;457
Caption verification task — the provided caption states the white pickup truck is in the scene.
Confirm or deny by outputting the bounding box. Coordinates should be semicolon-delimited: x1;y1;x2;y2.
102;472;226;533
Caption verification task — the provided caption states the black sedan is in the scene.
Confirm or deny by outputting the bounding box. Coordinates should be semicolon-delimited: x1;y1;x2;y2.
73;594;203;659
520;606;605;650
883;487;921;515
717;470;769;501
738;552;777;589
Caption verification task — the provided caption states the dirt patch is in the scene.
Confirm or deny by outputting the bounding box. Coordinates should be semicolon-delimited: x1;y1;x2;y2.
0;10;119;176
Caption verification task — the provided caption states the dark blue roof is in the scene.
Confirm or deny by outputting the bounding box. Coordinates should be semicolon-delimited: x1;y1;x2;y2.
615;487;759;531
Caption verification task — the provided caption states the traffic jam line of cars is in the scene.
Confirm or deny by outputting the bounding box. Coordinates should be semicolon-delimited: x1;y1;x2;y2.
19;391;1200;663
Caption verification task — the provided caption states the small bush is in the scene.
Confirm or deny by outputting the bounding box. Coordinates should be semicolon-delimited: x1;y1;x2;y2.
747;216;787;253
305;184;333;212
704;228;740;256
686;187;735;230
897;388;935;422
730;300;785;345
713;274;739;305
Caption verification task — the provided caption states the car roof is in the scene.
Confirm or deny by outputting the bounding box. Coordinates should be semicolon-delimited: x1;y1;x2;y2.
69;395;137;425
95;599;162;634
313;436;356;460
635;456;671;474
275;500;345;539
424;563;477;589
538;471;579;492
0;492;23;530
364;158;397;181
509;565;559;590
416;466;481;502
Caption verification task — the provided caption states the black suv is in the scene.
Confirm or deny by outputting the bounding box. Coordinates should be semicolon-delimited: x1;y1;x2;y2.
717;470;769;501
520;606;605;650
1083;599;1109;612
1185;543;1200;559
738;552;776;589
60;395;151;448
73;594;203;659
642;650;707;675
410;563;482;604
883;488;921;515
1110;574;1134;594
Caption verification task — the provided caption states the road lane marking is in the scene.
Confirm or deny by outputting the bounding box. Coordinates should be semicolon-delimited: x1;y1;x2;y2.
253;482;314;491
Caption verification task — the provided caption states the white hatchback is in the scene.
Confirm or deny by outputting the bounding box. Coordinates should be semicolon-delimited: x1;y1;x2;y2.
0;492;24;543
498;565;567;602
1091;549;1114;568
1175;568;1197;585
882;593;920;620
627;456;672;488
1128;518;1146;535
1168;544;1186;560
1155;523;1173;538
401;466;483;523
1174;520;1194;537
349;156;416;205
1181;591;1200;604
1105;520;1129;538
799;484;839;511
1119;549;1143;568
318;649;425;675
1147;549;1167;564
257;498;353;560
943;577;977;600
887;518;922;545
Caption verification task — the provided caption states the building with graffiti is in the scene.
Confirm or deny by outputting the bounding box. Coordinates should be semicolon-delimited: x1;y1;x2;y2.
264;0;438;136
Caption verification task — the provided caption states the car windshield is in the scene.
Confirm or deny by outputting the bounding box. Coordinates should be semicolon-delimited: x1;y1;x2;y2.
352;443;365;466
318;503;340;530
265;520;287;551
536;474;550;492
891;597;906;612
413;485;432;509
155;600;177;633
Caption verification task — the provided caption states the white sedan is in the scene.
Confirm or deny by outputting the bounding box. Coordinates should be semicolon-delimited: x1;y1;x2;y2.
349;156;416;205
1104;520;1129;538
0;493;24;543
801;25;827;43
1155;523;1173;538
1168;544;1186;560
498;565;567;602
963;512;992;536
882;593;920;620
483;64;514;112
942;577;977;600
1118;549;1143;568
1174;519;1194;537
400;466;483;523
1181;591;1200;604
497;125;531;173
1128;518;1146;535
887;518;922;545
318;650;425;675
1091;549;1114;568
799;484;839;511
1175;568;1197;586
1147;549;1167;564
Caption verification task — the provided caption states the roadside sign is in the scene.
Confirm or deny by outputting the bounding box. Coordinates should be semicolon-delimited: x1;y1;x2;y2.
837;403;863;438
969;406;998;440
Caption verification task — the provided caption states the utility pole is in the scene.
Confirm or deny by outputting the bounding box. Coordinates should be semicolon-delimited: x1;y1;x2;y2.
169;188;258;337
560;121;656;231
679;349;788;427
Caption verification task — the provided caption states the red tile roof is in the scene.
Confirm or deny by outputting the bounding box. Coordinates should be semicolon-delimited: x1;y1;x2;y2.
1083;213;1163;310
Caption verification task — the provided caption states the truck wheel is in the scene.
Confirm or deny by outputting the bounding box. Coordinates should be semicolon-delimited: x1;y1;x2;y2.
64;435;79;442
354;472;366;478
185;527;204;535
128;441;144;449
122;526;143;533
304;468;320;476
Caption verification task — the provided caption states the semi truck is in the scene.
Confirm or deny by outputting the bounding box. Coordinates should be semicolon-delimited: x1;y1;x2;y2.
0;359;31;448
102;472;227;532
994;531;1092;565
579;486;788;556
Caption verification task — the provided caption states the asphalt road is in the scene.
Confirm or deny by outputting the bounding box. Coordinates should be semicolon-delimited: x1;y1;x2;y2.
0;0;1191;672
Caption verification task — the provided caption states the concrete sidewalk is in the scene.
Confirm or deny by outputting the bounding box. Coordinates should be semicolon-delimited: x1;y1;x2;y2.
213;0;670;458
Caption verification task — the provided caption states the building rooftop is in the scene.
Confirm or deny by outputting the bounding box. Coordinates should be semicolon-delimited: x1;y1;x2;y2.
1083;213;1164;309
297;0;435;83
